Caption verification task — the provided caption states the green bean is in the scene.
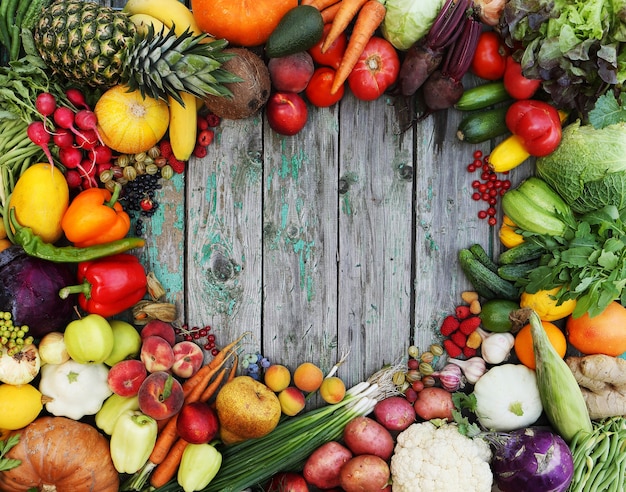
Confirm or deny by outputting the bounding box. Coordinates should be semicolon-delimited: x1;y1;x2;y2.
14;0;30;28
0;0;11;47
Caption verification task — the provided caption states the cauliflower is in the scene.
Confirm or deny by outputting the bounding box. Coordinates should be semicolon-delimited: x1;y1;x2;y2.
390;421;492;492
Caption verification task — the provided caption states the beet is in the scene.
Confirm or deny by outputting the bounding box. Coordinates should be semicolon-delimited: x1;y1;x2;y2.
0;246;76;337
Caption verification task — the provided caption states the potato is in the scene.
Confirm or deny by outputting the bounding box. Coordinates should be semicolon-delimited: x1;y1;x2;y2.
339;455;391;492
373;396;416;431
303;441;352;489
413;387;454;421
343;416;394;461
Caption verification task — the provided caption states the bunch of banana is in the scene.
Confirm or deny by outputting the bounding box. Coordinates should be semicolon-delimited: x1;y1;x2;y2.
125;0;206;160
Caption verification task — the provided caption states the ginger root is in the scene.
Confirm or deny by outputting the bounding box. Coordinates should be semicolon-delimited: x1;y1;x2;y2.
566;354;626;419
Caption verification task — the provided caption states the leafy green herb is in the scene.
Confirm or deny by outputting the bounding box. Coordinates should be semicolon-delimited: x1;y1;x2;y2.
588;92;626;129
517;205;626;318
0;434;21;472
452;392;481;437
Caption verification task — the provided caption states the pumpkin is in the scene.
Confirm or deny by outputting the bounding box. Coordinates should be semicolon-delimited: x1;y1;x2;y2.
191;0;298;47
0;416;119;492
94;84;169;155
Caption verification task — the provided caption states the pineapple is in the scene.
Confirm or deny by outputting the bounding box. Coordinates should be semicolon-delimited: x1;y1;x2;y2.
33;0;237;103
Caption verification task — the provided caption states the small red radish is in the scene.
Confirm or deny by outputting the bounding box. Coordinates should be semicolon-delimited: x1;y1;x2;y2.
65;88;90;110
53;127;75;149
58;146;83;169
89;145;113;165
75;109;104;145
35;93;57;130
26;121;55;167
75;129;98;150
53;106;89;142
65;170;82;189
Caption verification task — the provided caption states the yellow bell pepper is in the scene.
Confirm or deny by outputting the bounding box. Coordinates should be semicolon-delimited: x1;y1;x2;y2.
178;442;222;492
109;410;158;474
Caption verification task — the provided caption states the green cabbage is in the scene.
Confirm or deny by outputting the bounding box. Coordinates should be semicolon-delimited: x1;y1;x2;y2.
380;0;445;51
535;121;626;214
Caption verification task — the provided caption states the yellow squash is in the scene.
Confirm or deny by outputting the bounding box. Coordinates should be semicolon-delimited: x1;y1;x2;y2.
520;286;577;321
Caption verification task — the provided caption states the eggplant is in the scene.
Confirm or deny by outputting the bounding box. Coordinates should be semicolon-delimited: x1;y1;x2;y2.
0;246;76;338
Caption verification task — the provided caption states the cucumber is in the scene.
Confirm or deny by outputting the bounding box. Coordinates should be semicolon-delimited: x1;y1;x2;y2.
498;241;545;265
456;106;510;144
459;249;519;301
454;82;511;111
469;243;498;273
497;260;540;281
265;5;324;58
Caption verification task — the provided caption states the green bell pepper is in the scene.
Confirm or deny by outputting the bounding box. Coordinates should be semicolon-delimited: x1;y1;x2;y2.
95;394;140;436
110;410;158;474
178;443;222;492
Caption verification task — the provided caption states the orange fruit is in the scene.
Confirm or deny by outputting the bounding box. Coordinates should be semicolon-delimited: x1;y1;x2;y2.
514;321;567;369
293;362;324;392
566;301;626;356
191;0;298;47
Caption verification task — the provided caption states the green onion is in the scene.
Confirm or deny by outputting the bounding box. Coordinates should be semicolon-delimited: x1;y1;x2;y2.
149;364;402;492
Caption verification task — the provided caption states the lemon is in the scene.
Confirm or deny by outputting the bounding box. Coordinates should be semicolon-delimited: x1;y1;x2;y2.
8;163;69;243
0;383;44;430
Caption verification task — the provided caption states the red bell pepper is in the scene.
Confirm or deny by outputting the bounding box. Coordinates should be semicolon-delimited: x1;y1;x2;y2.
505;100;562;157
59;253;147;318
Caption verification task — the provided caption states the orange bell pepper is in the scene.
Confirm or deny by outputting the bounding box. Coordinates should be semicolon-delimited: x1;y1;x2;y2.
61;185;131;247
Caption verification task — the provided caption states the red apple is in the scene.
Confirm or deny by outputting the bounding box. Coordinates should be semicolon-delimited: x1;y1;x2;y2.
266;92;308;136
140;335;175;372
171;341;204;379
176;401;220;444
266;472;310;492
140;320;176;346
138;371;184;420
107;359;148;397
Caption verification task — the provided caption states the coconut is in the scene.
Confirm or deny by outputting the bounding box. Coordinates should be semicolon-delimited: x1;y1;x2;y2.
204;48;271;120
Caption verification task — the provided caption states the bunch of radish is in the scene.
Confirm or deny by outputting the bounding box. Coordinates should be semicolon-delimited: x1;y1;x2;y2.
29;89;113;190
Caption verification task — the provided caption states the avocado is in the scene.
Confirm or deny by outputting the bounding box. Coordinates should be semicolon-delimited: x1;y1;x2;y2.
265;5;324;59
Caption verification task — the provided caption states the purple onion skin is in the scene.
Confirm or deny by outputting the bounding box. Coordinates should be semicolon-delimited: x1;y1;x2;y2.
492;427;574;492
0;246;76;338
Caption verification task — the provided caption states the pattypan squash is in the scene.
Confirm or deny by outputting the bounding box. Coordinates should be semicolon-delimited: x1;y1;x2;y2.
472;363;543;432
39;359;112;420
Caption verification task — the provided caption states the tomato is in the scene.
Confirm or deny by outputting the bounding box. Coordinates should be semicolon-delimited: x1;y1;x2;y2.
503;56;542;99
347;37;400;102
305;67;345;108
308;24;347;69
505;100;562;157
470;31;509;80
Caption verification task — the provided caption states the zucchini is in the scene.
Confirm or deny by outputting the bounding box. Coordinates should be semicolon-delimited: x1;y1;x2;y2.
459;248;519;301
498;242;545;265
497;260;540;281
454;82;511;111
456;106;510;144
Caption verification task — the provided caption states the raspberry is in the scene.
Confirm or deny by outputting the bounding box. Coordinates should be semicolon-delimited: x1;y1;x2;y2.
455;305;472;320
462;346;477;358
443;339;462;358
193;144;208;158
197;129;214;147
450;331;467;348
159;140;173;159
168;155;185;174
197;115;209;130
205;113;220;127
459;316;481;335
440;315;460;336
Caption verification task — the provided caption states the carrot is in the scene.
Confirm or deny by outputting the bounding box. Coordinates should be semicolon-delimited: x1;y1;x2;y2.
321;2;342;23
321;0;369;53
227;353;238;383
181;364;212;396
149;437;189;488
330;0;386;94
309;0;342;11
149;414;180;465
200;366;228;402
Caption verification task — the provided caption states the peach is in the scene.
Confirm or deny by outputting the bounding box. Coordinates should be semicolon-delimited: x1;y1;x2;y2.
267;52;315;93
138;370;184;420
278;386;306;416
264;364;291;392
293;362;324;393
176;401;220;444
319;376;346;404
140;319;176;346
140;335;175;372
107;359;148;397
171;341;204;379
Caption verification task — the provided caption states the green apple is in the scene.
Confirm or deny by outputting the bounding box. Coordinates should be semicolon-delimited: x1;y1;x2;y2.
63;314;114;364
104;320;143;366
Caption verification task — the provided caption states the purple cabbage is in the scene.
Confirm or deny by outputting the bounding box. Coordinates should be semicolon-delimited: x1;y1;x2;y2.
491;427;574;492
0;246;76;338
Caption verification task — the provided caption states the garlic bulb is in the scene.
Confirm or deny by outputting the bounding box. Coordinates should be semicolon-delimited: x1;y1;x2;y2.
432;363;465;392
476;328;515;365
448;356;487;384
0;344;41;385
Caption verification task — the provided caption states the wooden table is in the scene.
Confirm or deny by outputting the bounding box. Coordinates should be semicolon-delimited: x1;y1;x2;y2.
109;0;534;388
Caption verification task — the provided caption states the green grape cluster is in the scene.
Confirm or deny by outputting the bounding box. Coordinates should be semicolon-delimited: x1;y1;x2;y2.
0;311;33;356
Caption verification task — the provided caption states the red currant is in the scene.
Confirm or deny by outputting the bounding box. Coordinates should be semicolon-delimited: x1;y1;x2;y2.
488;217;497;226
467;164;476;172
473;150;483;159
478;210;488;219
472;192;481;201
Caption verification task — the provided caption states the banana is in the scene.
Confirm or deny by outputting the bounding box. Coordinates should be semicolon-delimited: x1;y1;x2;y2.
129;13;166;36
123;0;203;37
168;92;198;161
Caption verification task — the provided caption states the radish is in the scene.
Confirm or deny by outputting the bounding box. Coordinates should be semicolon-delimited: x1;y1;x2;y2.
65;88;90;110
52;127;75;149
26;121;55;167
35;93;57;130
53;106;88;142
75;129;98;150
74;109;104;145
65;169;83;189
89;144;113;165
58;146;83;170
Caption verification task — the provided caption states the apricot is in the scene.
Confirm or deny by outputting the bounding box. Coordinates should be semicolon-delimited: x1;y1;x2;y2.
293;362;324;392
278;386;306;416
264;364;291;392
319;376;346;404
